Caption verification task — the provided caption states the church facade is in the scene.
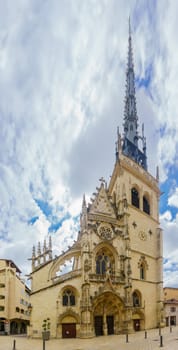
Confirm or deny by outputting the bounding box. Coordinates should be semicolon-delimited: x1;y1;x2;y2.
28;26;164;339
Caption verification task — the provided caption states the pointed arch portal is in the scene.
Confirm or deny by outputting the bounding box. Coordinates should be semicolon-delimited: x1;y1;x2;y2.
93;291;124;336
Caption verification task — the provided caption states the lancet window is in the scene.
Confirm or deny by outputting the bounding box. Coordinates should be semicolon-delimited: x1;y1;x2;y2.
143;195;150;215
95;248;114;275
96;254;108;274
62;289;75;306
131;187;139;208
140;263;145;280
132;291;141;307
138;256;148;281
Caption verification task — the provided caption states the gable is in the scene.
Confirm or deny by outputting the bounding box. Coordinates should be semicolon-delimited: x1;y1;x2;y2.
89;183;116;219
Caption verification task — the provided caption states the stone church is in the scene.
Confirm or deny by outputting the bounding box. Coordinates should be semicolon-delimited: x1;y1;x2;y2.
28;26;164;338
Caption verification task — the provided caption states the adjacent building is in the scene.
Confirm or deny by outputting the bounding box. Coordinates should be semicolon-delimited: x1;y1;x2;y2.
28;25;164;338
0;259;30;335
164;287;178;326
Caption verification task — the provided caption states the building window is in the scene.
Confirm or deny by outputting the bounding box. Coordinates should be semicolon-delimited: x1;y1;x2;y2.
62;289;75;306
0;306;5;311
16;307;20;312
0;295;5;299
140;263;145;280
138;256;148;281
95;248;114;276
0;284;5;288
143;196;150;215
170;307;176;312
131;188;139;208
96;254;108;275
132;291;141;307
170;316;176;325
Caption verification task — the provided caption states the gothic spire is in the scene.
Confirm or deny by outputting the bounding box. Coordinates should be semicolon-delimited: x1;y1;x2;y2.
122;19;147;170
81;193;88;231
82;193;86;208
123;17;138;146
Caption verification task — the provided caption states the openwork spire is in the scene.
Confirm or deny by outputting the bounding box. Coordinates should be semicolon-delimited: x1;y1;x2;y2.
123;18;138;145
122;19;147;170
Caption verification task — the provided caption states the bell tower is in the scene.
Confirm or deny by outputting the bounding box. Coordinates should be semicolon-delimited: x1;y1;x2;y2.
109;20;163;330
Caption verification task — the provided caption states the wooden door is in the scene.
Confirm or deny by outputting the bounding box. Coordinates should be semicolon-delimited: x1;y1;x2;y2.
107;315;114;335
62;323;76;338
133;319;140;331
94;316;103;336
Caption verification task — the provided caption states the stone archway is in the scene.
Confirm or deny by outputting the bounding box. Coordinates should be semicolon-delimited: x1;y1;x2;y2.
132;311;145;331
61;316;77;339
93;291;125;336
57;311;80;338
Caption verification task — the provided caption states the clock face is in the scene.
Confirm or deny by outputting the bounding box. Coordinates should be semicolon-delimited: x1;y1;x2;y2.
139;231;147;241
98;225;113;240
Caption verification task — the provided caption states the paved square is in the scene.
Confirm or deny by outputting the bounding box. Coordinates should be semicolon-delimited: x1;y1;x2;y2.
0;327;178;350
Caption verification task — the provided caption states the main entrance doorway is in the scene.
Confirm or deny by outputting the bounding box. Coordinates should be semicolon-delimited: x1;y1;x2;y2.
93;291;123;336
94;315;114;336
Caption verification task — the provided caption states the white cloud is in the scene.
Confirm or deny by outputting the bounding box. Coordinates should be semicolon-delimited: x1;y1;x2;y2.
160;211;172;222
161;214;178;256
33;214;50;237
164;269;178;288
168;188;178;208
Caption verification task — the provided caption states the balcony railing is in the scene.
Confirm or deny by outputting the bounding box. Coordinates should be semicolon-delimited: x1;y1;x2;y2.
52;269;81;284
14;310;30;320
88;273;125;283
132;304;144;310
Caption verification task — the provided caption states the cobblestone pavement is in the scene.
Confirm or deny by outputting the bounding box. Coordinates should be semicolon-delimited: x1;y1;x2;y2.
0;327;178;350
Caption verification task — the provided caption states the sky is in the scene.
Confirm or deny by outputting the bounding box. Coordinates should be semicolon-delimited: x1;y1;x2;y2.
0;0;178;287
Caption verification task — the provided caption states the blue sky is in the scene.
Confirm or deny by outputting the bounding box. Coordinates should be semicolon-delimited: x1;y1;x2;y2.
0;0;178;287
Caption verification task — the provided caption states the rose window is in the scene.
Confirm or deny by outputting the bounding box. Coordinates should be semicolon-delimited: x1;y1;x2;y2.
99;226;112;240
